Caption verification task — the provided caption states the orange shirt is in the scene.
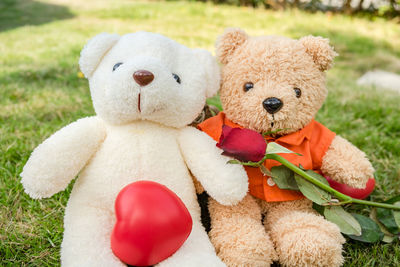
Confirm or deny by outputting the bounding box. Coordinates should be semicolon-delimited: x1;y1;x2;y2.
198;112;336;202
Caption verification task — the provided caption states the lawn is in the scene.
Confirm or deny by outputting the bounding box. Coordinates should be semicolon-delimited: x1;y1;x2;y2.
1;0;400;266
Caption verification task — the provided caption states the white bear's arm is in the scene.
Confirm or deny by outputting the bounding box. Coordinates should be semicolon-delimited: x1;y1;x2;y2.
21;116;106;199
178;127;248;205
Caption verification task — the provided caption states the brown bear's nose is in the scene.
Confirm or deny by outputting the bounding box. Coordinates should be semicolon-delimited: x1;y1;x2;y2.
263;97;283;114
133;70;154;86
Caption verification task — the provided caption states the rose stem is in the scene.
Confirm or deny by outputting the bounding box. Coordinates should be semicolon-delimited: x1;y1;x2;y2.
265;153;400;211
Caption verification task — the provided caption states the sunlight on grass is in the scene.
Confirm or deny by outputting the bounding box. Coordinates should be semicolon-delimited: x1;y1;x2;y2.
1;0;400;266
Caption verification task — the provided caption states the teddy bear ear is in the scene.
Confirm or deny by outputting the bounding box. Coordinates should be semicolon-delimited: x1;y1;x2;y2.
193;49;221;98
79;33;121;78
299;36;338;71
216;28;248;65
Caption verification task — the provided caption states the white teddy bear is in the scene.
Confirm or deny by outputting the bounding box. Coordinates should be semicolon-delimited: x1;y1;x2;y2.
21;32;248;267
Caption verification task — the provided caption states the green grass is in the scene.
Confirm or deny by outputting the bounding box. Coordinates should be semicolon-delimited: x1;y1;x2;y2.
1;0;400;266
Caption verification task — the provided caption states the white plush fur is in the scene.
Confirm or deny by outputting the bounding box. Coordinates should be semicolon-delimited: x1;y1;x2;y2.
87;31;221;128
21;117;106;199
79;33;120;78
178;127;248;206
192;49;221;98
21;32;248;267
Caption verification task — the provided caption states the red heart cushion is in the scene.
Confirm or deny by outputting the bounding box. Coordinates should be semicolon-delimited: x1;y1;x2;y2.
111;181;192;266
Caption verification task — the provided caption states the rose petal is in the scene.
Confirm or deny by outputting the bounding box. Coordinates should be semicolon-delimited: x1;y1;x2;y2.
217;125;235;148
217;126;266;162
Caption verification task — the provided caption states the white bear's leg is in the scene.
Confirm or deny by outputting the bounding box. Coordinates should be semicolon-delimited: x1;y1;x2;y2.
61;202;125;267
157;220;225;267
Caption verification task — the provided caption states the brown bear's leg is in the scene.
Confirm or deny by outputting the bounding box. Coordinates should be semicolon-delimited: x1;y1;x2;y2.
208;194;277;267
260;199;345;267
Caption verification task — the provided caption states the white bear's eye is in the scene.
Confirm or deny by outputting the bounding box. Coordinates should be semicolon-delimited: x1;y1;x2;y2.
112;63;123;72
294;88;302;98
172;73;181;84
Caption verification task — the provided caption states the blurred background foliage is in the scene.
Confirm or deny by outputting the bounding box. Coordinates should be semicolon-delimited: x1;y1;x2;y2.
190;0;400;19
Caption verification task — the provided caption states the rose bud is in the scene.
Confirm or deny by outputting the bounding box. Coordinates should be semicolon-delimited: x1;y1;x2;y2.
217;125;267;162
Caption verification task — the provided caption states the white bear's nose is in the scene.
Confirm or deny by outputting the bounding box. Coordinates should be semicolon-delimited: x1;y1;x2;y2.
133;70;154;86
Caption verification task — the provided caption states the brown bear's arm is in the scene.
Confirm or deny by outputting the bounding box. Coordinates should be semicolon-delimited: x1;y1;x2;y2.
321;135;374;189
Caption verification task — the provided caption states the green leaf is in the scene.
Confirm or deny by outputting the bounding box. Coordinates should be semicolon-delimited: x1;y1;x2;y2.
294;171;331;205
369;208;397;243
370;208;396;236
393;201;400;228
382;235;396;243
384;195;400;204
266;142;302;156
312;203;325;215
370;208;396;243
376;207;399;235
324;206;362;236
305;170;331;185
270;165;299;190
348;214;384;243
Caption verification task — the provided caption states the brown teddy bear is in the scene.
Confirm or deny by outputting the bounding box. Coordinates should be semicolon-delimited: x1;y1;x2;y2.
198;28;375;267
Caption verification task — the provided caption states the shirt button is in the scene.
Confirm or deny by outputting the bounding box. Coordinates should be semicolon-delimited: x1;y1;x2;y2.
267;178;275;186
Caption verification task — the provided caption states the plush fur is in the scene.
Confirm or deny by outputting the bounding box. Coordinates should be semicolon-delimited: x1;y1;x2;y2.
21;31;249;267
207;28;375;267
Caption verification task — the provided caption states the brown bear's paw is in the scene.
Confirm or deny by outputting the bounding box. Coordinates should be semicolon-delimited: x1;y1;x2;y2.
269;211;345;267
210;216;278;267
321;135;375;189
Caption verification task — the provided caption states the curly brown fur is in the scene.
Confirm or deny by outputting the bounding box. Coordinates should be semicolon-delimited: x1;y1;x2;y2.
322;135;374;188
217;29;332;135
208;195;277;267
258;199;344;267
206;28;374;267
265;210;345;267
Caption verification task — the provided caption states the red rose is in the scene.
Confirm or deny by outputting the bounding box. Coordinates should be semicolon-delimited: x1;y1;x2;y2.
217;125;267;162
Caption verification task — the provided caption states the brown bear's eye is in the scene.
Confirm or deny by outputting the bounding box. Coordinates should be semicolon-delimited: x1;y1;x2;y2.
244;82;254;92
294;88;302;98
